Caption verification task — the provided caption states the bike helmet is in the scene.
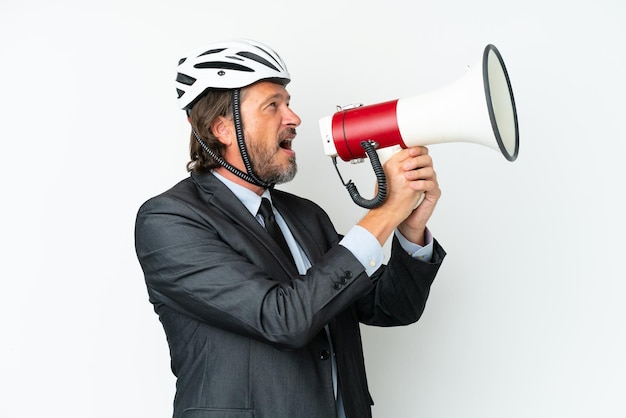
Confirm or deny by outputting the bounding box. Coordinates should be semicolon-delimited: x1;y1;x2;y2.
175;39;291;111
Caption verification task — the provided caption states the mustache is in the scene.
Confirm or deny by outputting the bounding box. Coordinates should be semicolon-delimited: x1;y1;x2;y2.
279;128;297;141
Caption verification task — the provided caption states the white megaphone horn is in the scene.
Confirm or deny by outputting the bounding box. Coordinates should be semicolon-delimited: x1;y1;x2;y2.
319;44;519;209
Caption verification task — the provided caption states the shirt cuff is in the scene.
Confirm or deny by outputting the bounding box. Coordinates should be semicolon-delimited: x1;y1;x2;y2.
394;227;434;262
339;225;384;276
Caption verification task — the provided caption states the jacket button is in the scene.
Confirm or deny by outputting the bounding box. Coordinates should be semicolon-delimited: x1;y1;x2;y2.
333;282;342;290
318;350;330;360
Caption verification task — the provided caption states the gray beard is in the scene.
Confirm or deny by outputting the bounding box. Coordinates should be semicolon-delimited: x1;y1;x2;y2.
253;156;297;185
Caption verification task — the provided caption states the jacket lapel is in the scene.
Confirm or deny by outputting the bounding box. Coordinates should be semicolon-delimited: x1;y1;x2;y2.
191;173;299;281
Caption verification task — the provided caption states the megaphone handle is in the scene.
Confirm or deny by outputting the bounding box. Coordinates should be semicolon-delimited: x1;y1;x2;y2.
377;145;426;209
332;141;388;209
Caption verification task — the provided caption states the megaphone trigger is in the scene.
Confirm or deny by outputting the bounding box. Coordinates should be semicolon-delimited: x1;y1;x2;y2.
375;145;403;165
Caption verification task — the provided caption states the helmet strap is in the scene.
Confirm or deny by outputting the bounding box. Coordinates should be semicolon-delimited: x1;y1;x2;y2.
231;89;273;188
190;89;272;189
191;129;270;188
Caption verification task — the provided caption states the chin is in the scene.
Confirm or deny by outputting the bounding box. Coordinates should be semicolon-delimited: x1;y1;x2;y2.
269;163;298;185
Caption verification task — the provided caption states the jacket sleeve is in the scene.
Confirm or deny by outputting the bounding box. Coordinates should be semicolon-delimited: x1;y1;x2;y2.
354;235;446;327
134;193;376;350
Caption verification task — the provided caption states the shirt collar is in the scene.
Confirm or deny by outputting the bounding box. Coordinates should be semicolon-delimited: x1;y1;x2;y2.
211;170;271;216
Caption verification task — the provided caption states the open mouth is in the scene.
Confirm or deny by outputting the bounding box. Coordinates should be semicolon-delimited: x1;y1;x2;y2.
279;139;292;150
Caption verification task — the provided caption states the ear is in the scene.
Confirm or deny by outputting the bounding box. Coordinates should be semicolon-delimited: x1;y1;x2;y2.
211;116;234;146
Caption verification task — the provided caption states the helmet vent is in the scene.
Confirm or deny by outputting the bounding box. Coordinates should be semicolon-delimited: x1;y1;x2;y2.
236;51;280;72
194;61;254;72
178;58;187;65
176;88;185;99
198;48;226;57
176;72;197;86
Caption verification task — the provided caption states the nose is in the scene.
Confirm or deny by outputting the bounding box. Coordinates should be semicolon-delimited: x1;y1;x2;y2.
284;106;301;127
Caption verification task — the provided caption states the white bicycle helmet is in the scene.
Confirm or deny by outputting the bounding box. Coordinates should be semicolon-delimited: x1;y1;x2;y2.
175;39;291;111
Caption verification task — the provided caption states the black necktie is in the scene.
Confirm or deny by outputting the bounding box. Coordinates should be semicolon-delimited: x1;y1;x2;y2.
258;198;295;264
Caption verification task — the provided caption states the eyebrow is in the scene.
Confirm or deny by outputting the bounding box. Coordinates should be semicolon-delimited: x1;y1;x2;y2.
263;92;291;105
270;92;290;101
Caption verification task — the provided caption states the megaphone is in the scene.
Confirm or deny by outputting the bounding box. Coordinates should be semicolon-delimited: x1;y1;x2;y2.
319;44;519;209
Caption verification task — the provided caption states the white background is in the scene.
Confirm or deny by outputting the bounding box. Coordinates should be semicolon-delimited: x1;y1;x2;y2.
1;0;625;417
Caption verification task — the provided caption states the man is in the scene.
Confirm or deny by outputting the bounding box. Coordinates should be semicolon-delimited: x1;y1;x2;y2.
135;39;446;418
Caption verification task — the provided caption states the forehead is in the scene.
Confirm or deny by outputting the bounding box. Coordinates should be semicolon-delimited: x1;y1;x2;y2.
242;81;290;102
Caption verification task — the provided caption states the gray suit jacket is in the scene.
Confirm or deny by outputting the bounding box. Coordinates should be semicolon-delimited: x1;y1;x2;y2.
135;172;446;418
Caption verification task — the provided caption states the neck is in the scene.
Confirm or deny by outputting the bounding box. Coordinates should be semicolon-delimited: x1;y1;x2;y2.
214;166;266;196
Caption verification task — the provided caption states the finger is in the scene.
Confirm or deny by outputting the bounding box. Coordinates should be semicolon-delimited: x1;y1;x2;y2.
405;166;435;182
403;154;433;171
406;146;429;156
409;178;441;198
